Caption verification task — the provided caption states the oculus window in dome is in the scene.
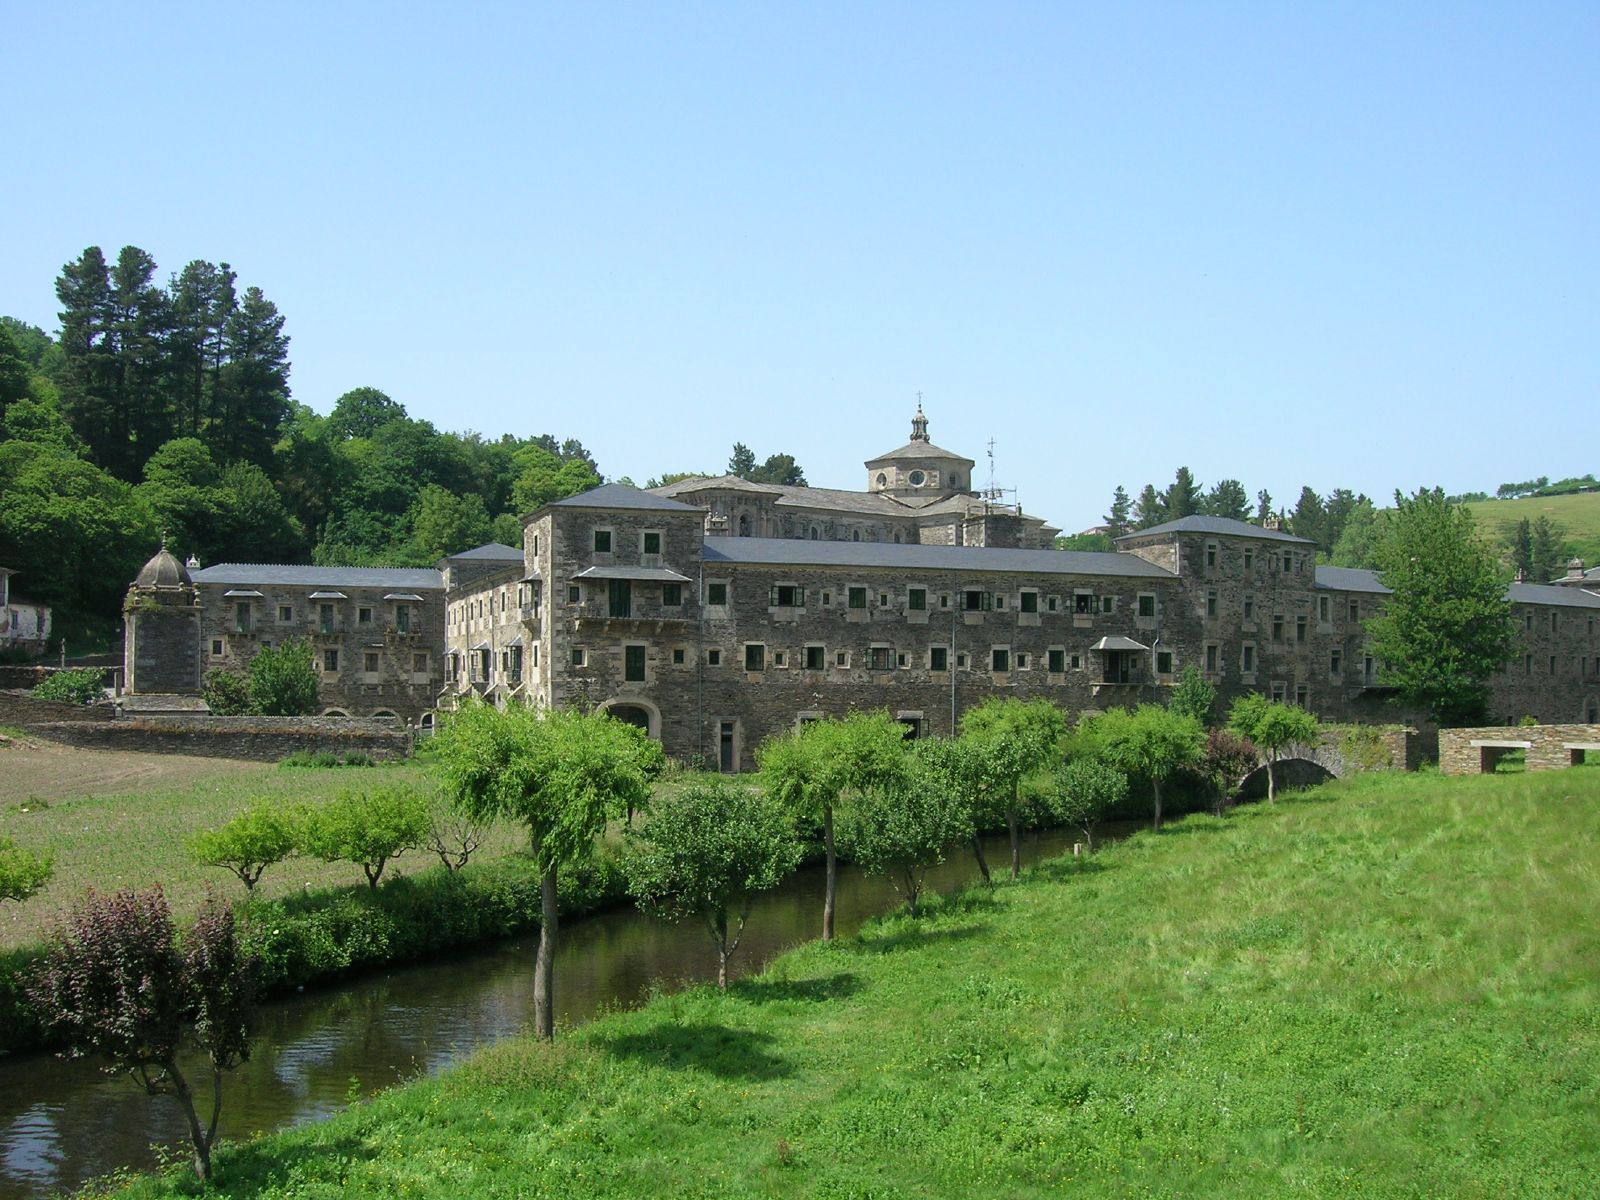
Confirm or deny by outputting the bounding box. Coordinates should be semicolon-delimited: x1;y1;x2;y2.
908;470;926;487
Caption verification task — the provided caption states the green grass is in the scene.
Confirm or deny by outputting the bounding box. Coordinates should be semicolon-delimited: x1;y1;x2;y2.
1467;491;1600;570
107;769;1600;1198
0;761;533;948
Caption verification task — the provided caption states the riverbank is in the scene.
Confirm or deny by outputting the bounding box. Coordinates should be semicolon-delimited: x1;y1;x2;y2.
106;769;1599;1197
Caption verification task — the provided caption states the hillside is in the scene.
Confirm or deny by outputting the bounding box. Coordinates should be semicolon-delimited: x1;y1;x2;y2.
114;769;1600;1198
1467;490;1600;573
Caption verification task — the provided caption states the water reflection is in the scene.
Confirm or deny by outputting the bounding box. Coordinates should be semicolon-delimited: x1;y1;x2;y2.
0;824;1108;1198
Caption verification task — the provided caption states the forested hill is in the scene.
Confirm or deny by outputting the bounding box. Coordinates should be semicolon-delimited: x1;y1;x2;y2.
0;247;605;648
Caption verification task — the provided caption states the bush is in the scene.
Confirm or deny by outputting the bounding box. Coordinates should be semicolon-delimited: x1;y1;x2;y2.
200;667;252;715
30;668;104;705
279;751;376;769
248;638;319;716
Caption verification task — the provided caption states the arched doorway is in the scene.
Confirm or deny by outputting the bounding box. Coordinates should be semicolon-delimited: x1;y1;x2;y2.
600;698;660;740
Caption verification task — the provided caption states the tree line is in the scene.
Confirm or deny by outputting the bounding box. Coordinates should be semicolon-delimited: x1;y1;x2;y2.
0;247;605;647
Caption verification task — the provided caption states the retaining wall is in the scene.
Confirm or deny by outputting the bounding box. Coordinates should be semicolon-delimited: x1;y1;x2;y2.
1439;723;1600;775
20;714;413;762
0;689;116;726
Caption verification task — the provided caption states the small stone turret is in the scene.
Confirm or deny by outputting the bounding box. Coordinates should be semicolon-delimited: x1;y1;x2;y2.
124;539;202;695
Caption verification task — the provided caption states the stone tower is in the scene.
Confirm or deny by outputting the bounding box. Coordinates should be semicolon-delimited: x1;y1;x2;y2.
124;540;202;695
862;404;977;500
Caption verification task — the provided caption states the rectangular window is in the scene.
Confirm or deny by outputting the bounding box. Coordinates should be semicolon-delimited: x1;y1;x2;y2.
358;606;372;625
1100;596;1117;614
1271;681;1287;702
1242;644;1256;673
772;584;804;607
1330;647;1342;674
707;582;728;606
835;650;849;667
1047;648;1064;673
806;645;826;670
323;649;339;673
1243;549;1254;570
319;603;336;634
364;651;380;673
594;530;612;552
1550;654;1557;674
868;646;892;671
568;584;581;604
1047;596;1058;612
277;604;293;623
931;646;949;672
1138;594;1156;618
642;531;662;555
1205;643;1219;673
572;647;587;667
963;589;991;611
235;602;251;633
908;588;927;611
1019;591;1038;613
1243;593;1255;621
991;647;1010;672
625;645;646;682
1074;592;1094;614
1272;615;1284;643
1206;542;1218;569
848;586;868;609
1206;590;1218;618
956;653;969;669
1015;652;1028;669
1156;650;1174;674
672;647;685;665
1295;684;1309;708
662;583;683;607
1070;653;1082;670
939;593;951;609
707;648;721;666
1296;616;1307;644
396;605;412;634
775;650;788;668
210;638;224;657
745;644;765;672
1318;596;1330;622
879;592;890;607
413;652;428;673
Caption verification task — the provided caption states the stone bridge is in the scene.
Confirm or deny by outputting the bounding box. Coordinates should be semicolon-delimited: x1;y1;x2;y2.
1236;725;1427;798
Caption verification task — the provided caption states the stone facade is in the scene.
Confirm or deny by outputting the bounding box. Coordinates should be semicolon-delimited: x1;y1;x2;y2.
23;714;412;762
1439;723;1600;774
0;567;52;655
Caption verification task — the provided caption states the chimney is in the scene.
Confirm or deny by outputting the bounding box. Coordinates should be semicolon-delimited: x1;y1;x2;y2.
1566;557;1586;581
1515;568;1529;584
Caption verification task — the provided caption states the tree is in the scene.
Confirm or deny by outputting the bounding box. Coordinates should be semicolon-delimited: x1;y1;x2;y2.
625;781;800;987
1255;489;1274;524
1084;704;1203;831
212;286;290;467
1132;483;1165;529
1202;478;1251;522
1365;488;1516;726
31;888;253;1182
0;837;53;904
427;799;491;873
1048;757;1127;851
200;668;252;715
188;803;298;891
1163;467;1201;519
749;453;807;486
325;386;406;441
960;697;1066;879
835;758;967;915
727;442;757;479
1323;488;1363;551
1227;694;1320;802
247;638;319;715
32;668;105;705
1530;516;1565;583
912;734;994;883
432;703;654;1039
1103;485;1132;536
1330;498;1381;569
1192;728;1259;815
1289;487;1326;551
759;711;909;940
298;784;432;889
0;321;31;418
1167;664;1216;726
1510;518;1534;578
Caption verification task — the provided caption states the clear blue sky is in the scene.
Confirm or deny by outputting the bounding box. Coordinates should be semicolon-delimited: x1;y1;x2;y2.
6;2;1596;531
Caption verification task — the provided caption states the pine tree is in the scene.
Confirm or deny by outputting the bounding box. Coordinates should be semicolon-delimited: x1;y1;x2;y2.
213;286;290;467
1202;479;1250;521
728;442;757;479
1530;516;1564;583
1255;489;1274;524
1290;487;1326;551
1164;467;1201;518
1510;518;1533;578
1104;485;1132;536
55;246;119;470
1132;484;1166;529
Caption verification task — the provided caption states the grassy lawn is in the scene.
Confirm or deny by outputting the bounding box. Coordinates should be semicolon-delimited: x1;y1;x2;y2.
1468;490;1600;568
0;747;534;948
107;768;1599;1198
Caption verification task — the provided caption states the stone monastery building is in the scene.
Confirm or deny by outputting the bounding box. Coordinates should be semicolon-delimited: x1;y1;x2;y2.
124;410;1600;770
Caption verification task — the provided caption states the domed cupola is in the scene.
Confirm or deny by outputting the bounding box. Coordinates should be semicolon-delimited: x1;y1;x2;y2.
863;404;976;499
134;537;193;590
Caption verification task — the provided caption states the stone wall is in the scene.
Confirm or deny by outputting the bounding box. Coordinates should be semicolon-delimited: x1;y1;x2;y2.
1439;723;1600;775
23;714;413;762
0;688;116;725
0;666;54;690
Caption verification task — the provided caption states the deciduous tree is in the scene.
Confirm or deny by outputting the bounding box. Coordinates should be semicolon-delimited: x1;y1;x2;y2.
625;781;800;987
298;785;432;890
1226;695;1320;802
1366;488;1516;726
1049;756;1127;851
836;757;967;915
1167;664;1216;726
960;697;1066;879
1084;704;1203;831
247;638;319;716
432;703;654;1038
188;803;299;891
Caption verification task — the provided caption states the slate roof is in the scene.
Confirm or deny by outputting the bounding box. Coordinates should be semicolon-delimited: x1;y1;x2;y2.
1118;516;1313;545
702;537;1176;578
655;474;784;497
445;543;523;561
1508;581;1600;609
863;439;976;467
547;483;704;512
654;476;912;517
1314;566;1391;594
191;564;444;590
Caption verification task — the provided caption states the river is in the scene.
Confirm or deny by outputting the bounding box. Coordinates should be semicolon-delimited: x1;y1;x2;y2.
0;823;1114;1198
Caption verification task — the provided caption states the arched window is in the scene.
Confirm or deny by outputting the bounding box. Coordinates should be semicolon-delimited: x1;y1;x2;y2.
875;473;887;488
738;514;751;537
852;529;861;542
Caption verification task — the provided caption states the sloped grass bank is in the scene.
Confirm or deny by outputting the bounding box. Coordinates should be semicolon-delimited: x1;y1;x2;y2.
111;771;1599;1198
